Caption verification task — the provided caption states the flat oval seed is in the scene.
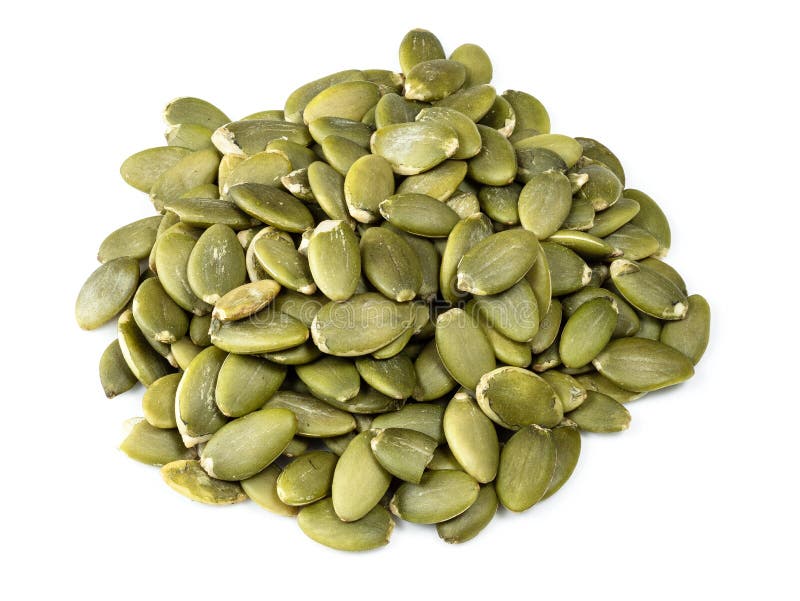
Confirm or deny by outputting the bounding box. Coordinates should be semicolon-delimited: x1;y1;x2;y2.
542;422;581;499
473;279;539;342
355;355;416;400
212;280;281;322
170;338;203;370
117;310;172;386
548;230;619;261
437;483;498;544
200;407;297;481
450;43;493;86
588;197;641;238
307;220;361;301
215;354;286;417
575;372;644;404
264;391;356;437
295;356;361;404
228;182;314;233
371;402;445;443
267;138;318;170
476;366;563;429
610;259;689;320
434;84;497;122
165;123;213;151
211;120;311;156
428;447;463;471
155;224;212;315
132;277;189;344
576;137;626;185
439;212;494;304
457;229;540;295
189;314;212;346
575;163;622;210
539;371;587;413
176;346;227;446
311;294;415;356
277;451;338;506
604;223;659;260
263;340;323;366
98;216;162;263
518;171;573;239
390;470;479;524
99;339;138;398
444;392;500;483
562;287;640;338
332;430;392;522
298;498;394;552
210;309;309;354
120;146;192;192
161;460;246;505
150;148;221;212
525;240;552;322
343;154;395;223
436;308;496;391
566;391;631;433
530;299;562;354
468;124;516;186
75;257;139;330
502;90;550;133
370;428;437;484
416;108;482;160
163;198;257;231
496;425;556;511
515;146;566;183
361;227;422;302
222;150;292;195
308;116;373;147
593;338;695;392
163;96;229;130
307;161;353;224
561;197;595;231
625;188;671;257
540;241;592;296
252;231;316;294
371;121;459;175
241;465;298;516
560;297;619;369
284;69;365;123
397;160;468;201
514;134;582;168
639;258;687;295
399;28;445;73
479;96;516;137
479;318;533;367
302;81;381;124
380;193;460;238
322;386;404;415
142;373;181;428
404;59;466;101
660;294;711;365
120;419;194;466
384;227;439;301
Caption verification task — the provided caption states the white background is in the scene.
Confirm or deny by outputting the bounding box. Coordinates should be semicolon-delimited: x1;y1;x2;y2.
1;1;798;599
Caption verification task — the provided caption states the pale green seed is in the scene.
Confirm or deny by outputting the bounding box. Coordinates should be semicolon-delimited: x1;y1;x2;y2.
428;446;463;471
576;137;626;185
266;138;319;171
165;123;214;151
332;430;392;522
215;354;286;417
252;231;316;294
436;483;498;544
639;258;687;295
457;229;539;295
444;392;499;483
222;150;292;195
228;182;314;233
542;422;581;499
360;227;422;302
473;278;539;342
540;241;592;296
371;121;459;175
370;428;437;484
412;341;457;402
588;197;640;237
560;297;619;369
439;212;493;304
517;171;572;239
303;81;381;124
404;59;466;102
99;339;138;399
539;371;587;413
446;190;481;218
163;97;229;130
635;312;664;340
574;163;622;211
298;498;394;552
476;366;563;429
379;193;460;238
277;451;338;506
450;43;493;86
264;390;356;437
263;341;322;366
390;470;479;524
476;313;533;367
371;402;445;443
575;372;644;404
154;224;212;315
120;146;192;193
161;460;246;505
295;356;361;404
548;230;619;261
515;146;566;183
362;69;404;94
479;96;516;137
435;308;496;391
396;160;468;201
514;134;581;168
343;154;395;223
98;216;162;263
211;120;311;156
241;464;298;516
399;28;445;73
566;390;631;433
150;148;220;212
120;418;193;466
355;355;416;400
307;161;353;225
117;310;172;386
175;346;227;446
467;124;516;186
189;314;212;347
525;240;552;322
212;280;281;322
308;116;373;147
210;308;309;354
593;338;695;392
170;338;202;370
76;257;139;330
416;108;482;160
306;220;361;301
477;183;521;224
530;299;562;354
374;93;426;129
610;259;688;320
163;197;256;230
501;90;550;134
142;373;181;428
322;386;404;415
625;188;671;258
434;84;497;122
660;294;711;365
496;425;556;511
562;287;640;338
186;224;246;305
284;69;365;124
561;196;596;231
383;226;439;301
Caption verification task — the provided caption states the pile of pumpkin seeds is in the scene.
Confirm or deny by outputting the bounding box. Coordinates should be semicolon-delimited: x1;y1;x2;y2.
76;28;710;551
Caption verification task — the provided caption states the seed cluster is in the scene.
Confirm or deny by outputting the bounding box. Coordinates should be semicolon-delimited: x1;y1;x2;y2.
77;28;710;551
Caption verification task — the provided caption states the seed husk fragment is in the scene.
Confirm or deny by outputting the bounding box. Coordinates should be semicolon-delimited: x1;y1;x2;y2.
298;498;394;552
370;427;437;483
592;337;695;392
277;451;338;506
390;470;479;524
99;339;138;399
76;257;140;330
566;390;631;433
496;425;556;511
161;460;246;505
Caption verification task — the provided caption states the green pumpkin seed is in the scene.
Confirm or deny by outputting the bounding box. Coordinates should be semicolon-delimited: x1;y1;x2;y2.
575;372;644;404
214;354;286;417
404;59;466;101
434;84;496;122
536;372;584;413
175;346;227;446
467;124;516;186
371;121;459;175
154;224;213;315
515;146;566;183
566;390;630;432
150;148;221;212
428;446;463;471
625;188;671;257
163;197;256;230
610;259;688;320
517;171;572;239
343;154;395;223
361;227;422;302
477;183;521;225
390;470;479;524
142;373;181;428
227;182;314;233
436;482;498;544
331;430;392;521
449;42;493;86
476;366;562;429
457;229;539;295
436;308;496;391
362;69;404;94
415;108;482;161
479;96;515;137
309;116;373;147
295;356;360;404
131;277;188;345
120;146;192;193
98;216;162;263
540;241;592;296
399;28;445;73
305;220;360;301
559;297;618;369
524;240;552;322
542;422;581;499
447;190;481;218
412;341;457;402
604;223;659;260
212;280;281;322
573;163;622;211
472;279;539;342
302;80;380;125
548;230;619;261
562;287;640;338
263;340;322;365
355;355;416;400
576;137;625;185
277;451;338;506
383;226;439;301
307;161;353;224
501;90;550;134
163;96;229;130
261;390;354;437
370;428;437;483
634;312;663;340
99;339;138;399
588;196;640;237
443;392;499;483
284;69;365;124
322;386;404;415
592;338;694;392
161;460;246;505
530;299;562;354
379;193;460;238
199;407;296;480
660;294;710;364
514;134;581;169
189;314;212;347
298;498;394;552
439;212;493;303
210;308;309;354
251;230;315;294
185;224;247;304
211;119;311;156
120;418;193;466
75;257;139;330
396;161;467;203
165;123;214;151
117;310;172;386
241;464;298;516
374;93;426;129
222;150;292;195
496;425;556;511
170;338;202;370
371;402;445;443
561;196;595;231
639;258;687;295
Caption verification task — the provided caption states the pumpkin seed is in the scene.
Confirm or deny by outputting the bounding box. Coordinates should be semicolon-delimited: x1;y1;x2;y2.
277;451;338;506
99;339;138;399
390;470;479;524
241;464;298;516
76;257;140;330
211;120;311;156
496;425;556;511
625;188;671;257
361;227;422;302
559;297;618;368
117;310;172;386
660;294;711;364
518;171;572;239
444;392;500;483
371;121;459;175
592;338;695;392
120;146;192;193
298;498;394;552
610;259;688;320
502;90;550;134
566;390;631;433
436;308;496;391
404;59;466;102
120;418;194;466
371;402;445;443
436;482;498;544
215;354;286;417
332;430;392;522
142;373;181;429
468;124;517;186
542;422;581;499
380;193;460;237
399;28;445;73
370;427;437;484
161;460;246;505
476;366;563;429
457;229;539;295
